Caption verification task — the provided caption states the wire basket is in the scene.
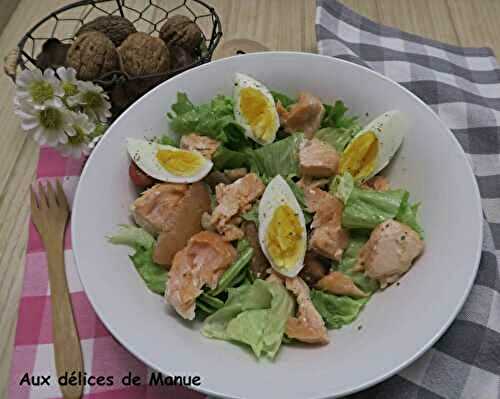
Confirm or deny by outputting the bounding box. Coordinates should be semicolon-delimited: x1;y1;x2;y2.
4;0;222;116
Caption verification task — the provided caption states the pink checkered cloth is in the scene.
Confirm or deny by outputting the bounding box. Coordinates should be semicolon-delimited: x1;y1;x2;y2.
8;147;206;399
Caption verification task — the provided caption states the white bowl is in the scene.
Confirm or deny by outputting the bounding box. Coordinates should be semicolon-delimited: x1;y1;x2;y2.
72;52;482;399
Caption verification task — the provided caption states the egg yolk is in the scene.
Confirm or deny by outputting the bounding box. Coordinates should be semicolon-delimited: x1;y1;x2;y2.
156;149;203;176
266;204;304;269
239;87;275;141
339;131;379;180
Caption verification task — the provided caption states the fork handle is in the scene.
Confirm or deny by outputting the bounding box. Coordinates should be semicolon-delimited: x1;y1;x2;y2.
45;239;84;399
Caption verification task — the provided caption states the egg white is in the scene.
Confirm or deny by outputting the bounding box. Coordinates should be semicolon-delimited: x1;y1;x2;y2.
344;110;406;180
258;175;307;277
126;138;213;183
233;73;280;145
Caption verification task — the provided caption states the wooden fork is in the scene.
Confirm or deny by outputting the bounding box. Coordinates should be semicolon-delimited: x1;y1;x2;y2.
31;180;83;399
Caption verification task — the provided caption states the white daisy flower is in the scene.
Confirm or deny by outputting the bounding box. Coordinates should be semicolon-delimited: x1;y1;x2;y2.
14;99;73;146
15;68;64;110
56;67;81;106
71;81;112;122
58;111;95;158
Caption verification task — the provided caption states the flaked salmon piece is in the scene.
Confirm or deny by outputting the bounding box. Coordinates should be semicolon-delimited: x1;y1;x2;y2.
180;133;220;160
355;220;424;288
316;271;367;298
152;182;211;267
306;189;349;261
277;92;325;138
361;175;390;192
299;138;339;177
310;226;349;262
131;183;189;236
220;223;245;242
310;191;343;229
285;277;329;345
166;231;237;320
210;173;265;241
298;178;331;212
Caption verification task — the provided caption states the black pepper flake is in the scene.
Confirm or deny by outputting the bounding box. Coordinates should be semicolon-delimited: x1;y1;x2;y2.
401;235;406;241
396;282;400;286
357;325;363;330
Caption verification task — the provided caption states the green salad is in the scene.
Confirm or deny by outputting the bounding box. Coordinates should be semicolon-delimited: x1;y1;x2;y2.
110;73;424;360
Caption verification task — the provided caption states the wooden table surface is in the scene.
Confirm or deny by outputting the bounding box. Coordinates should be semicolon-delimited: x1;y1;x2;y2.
1;1;499;397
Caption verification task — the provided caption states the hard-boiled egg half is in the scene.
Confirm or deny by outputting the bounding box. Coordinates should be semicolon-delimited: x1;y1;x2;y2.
234;73;280;145
258;175;307;277
339;110;406;181
127;138;212;183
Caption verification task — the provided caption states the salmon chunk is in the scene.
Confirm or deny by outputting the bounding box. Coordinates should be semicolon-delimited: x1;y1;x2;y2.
316;272;367;298
299;138;339;177
361;175;390;192
210;173;265;241
166;231;237;320
356;220;424;288
277;92;325;138
285;277;329;345
180;133;220;160
307;189;349;261
130;182;211;267
130;183;189;235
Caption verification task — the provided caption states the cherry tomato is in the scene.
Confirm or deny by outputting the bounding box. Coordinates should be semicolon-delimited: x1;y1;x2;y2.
129;161;155;188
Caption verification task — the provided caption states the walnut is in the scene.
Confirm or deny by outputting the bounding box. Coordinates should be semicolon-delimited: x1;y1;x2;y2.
66;31;118;80
159;15;203;53
118;32;170;76
76;16;136;46
36;38;71;70
169;45;195;70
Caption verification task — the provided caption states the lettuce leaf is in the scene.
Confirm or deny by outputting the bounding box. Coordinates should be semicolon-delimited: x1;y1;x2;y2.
202;279;294;359
108;225;166;295
331;174;425;237
241;202;259;225
212;145;251;170
321;100;359;129
158;135;178;146
330;173;354;203
271;91;295;109
248;133;304;179
334;233;379;294
315;125;360;152
167;93;249;150
397;201;425;239
286;177;313;224
311;289;369;329
107;224;155;249
342;187;408;230
129;246;167;295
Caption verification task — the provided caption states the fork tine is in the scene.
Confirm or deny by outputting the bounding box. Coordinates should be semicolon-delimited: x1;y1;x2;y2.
30;185;39;212
37;181;48;210
55;179;69;211
45;180;57;208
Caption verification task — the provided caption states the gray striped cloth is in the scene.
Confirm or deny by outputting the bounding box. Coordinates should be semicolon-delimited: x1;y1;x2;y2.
316;1;500;398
